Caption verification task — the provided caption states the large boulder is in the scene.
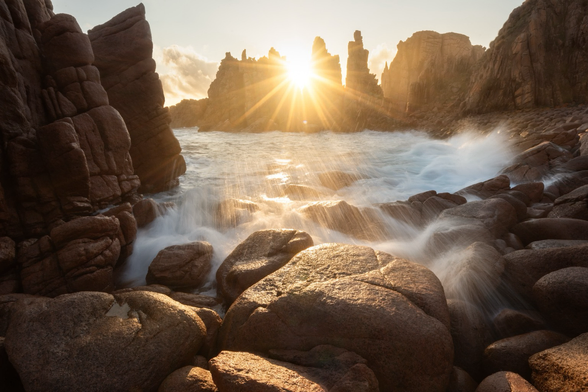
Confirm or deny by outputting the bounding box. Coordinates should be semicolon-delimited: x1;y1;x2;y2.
4;291;206;392
529;333;588;392
501;142;572;182
216;229;313;305
492;309;546;339
457;175;511;199
146;242;213;289
482;331;570;380
532;267;588;336
548;184;588;220
209;348;379;392
438;198;518;237
217;244;453;391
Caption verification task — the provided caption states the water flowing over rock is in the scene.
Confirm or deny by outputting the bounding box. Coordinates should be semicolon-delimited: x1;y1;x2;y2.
4;291;207;392
88;4;186;193
217;243;453;391
381;31;484;114
465;0;588;113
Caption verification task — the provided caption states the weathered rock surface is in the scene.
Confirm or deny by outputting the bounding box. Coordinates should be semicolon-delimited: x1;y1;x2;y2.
346;30;381;97
5;291;207;392
158;366;218;392
502;142;572;183
217;244;453;391
482;330;570;380
18;215;123;296
146;241;213;289
88;4;186;192
475;371;538;392
548;184;588;220
511;218;588;245
533;267;588;336
493;309;546;339
439;198;518;237
382;31;484;114
209;348;379;392
465;0;588;113
216;229;313;304
529;332;588;392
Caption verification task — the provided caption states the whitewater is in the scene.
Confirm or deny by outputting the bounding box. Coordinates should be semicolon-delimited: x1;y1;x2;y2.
119;128;515;295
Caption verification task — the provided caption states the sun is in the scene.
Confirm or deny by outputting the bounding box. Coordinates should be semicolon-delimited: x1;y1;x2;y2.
286;57;312;89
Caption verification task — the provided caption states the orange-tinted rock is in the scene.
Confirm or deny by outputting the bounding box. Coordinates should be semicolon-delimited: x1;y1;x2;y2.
159;366;218;392
146;242;213;289
475;371;538;392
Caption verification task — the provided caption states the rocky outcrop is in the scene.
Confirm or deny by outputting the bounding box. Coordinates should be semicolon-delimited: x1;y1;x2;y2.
381;31;484;113
5;291;207;392
217;243;453;391
169;98;209;129
88;4;186;193
345;30;381;97
465;0;588;113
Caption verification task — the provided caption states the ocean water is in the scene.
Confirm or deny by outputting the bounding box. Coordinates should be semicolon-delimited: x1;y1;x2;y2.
119;128;515;297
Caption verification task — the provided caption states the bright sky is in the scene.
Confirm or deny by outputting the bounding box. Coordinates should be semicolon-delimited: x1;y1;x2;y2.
52;0;524;106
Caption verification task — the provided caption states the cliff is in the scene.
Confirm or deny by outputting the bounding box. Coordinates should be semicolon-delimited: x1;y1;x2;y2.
88;4;186;193
169;98;208;128
346;30;382;97
381;31;484;114
465;0;588;113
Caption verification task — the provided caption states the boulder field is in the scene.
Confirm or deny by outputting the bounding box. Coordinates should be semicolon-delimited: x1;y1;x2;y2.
1;1;588;392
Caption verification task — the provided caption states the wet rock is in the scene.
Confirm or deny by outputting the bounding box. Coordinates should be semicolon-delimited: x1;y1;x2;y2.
549;170;588;196
511;218;588;245
490;194;527;222
447;367;478;392
133;198;160;228
427;219;496;254
146;242;213;289
483;331;570;380
300;201;387;241
282;184;327;200
379;201;423;226
217;244;453;391
422;196;461;222
103;203;137;263
529;333;588;392
493;309;546;339
561;155;588;172
158;366;218;392
448;300;490;380
317;171;361;191
457;175;511;199
502;142;572;182
526;239;588;250
548;184;588;220
439;198;517;237
215;199;259;229
533;267;588;336
504;244;588;299
4;291;206;392
209;348;379;392
436;242;506;306
475;371;538;392
216;229;313;305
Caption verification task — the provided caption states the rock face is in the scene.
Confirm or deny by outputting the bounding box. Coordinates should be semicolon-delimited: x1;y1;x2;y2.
381;31;484;113
217;243;453;391
216;229;313;305
169;98;209;129
465;0;588;113
345;30;381;97
4;291;207;392
88;4;186;193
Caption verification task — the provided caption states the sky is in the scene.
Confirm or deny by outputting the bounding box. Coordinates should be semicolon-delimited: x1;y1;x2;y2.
52;0;524;106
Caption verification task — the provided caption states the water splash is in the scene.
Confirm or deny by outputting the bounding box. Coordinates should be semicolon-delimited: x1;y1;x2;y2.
119;128;518;315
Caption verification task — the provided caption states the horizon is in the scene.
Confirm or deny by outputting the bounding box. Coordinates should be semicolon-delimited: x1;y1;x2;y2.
52;0;524;106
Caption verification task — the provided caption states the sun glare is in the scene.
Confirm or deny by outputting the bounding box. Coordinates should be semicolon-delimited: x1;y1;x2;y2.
286;58;312;89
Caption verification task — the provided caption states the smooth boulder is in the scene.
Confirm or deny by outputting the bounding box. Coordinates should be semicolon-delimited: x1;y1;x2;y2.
217;244;453;391
216;229;313;304
158;366;218;392
146;242;213;289
4;291;206;392
475;371;538;392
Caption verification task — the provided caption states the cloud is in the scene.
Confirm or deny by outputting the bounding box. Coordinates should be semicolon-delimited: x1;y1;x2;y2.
368;43;396;83
157;45;219;106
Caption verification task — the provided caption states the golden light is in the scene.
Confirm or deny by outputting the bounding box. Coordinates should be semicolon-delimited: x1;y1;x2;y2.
286;57;312;89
